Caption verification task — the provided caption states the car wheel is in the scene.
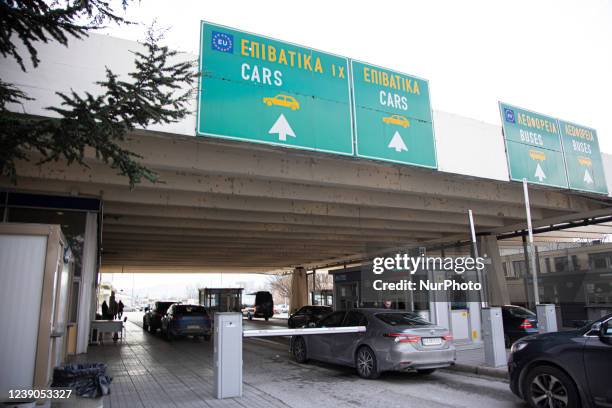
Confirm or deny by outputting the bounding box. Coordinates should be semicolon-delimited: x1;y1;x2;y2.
142;319;148;332
416;369;437;375
292;337;308;363
524;365;579;408
356;346;379;379
265;316;269;321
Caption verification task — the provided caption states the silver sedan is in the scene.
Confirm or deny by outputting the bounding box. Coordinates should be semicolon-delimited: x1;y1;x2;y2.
290;308;456;379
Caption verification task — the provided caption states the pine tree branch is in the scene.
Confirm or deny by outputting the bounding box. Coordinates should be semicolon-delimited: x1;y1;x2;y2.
1;24;198;188
0;0;131;71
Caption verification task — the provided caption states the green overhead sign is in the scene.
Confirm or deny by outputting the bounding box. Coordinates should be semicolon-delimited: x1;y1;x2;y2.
499;102;608;194
197;22;353;155
559;120;608;194
499;103;568;188
352;61;436;168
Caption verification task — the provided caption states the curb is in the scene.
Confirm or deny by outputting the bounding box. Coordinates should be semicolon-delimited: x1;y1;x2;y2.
446;363;509;381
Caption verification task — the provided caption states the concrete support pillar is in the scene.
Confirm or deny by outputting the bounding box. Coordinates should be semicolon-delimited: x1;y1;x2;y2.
480;235;510;307
76;212;97;353
290;267;308;314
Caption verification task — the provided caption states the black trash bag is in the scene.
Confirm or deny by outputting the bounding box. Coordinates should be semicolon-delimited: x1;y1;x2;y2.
52;363;112;398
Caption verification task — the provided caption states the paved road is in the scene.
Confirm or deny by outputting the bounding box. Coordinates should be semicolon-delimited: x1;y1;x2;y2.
119;312;525;407
243;337;525;408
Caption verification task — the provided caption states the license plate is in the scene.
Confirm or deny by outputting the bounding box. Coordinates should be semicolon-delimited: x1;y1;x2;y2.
422;337;442;346
187;325;200;329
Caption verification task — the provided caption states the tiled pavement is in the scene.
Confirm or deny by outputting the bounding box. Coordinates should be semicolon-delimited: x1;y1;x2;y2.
68;316;516;408
70;321;289;408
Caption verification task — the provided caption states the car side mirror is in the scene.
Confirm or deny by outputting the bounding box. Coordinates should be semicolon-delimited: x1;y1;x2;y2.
144;307;150;312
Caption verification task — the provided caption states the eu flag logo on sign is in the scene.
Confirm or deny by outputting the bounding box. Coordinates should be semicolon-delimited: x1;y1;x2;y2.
504;108;515;124
211;31;233;53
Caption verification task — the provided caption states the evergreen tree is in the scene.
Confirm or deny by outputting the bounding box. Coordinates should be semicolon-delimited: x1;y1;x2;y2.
0;0;197;187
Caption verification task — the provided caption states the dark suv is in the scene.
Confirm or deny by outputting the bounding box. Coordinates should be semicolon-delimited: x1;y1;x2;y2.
508;313;612;408
245;291;274;321
143;301;175;333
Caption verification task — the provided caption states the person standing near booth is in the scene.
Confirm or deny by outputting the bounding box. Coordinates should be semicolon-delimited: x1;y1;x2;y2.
109;292;118;320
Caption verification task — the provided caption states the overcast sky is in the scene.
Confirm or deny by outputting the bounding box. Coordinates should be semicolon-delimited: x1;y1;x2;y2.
100;0;612;154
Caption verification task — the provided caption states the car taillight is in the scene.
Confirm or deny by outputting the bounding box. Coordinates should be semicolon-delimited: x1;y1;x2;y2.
442;334;453;341
519;319;533;329
384;333;421;343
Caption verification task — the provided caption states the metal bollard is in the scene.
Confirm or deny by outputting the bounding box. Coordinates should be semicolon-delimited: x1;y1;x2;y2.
536;304;558;334
213;322;365;400
214;313;242;399
481;307;506;368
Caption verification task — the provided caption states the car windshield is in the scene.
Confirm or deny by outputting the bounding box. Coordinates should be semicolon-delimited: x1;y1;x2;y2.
301;306;330;315
506;306;536;318
375;312;431;327
174;305;207;315
579;313;612;334
157;302;174;313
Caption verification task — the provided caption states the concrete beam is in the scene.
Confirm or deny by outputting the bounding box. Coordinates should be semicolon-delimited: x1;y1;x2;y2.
120;132;598;212
103;214;472;235
103;201;506;228
99;264;288;273
102;224;443;241
4;176;543;220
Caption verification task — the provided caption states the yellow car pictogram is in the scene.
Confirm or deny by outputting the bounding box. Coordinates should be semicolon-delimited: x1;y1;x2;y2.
529;150;546;161
382;114;410;128
578;156;592;167
262;94;300;110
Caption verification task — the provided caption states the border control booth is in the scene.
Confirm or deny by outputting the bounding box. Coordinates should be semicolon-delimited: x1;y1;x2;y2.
199;288;244;316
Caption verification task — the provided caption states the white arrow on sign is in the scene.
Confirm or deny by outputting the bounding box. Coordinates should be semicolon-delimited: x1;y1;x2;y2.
534;163;547;182
268;114;296;141
388;131;408;152
583;168;594;184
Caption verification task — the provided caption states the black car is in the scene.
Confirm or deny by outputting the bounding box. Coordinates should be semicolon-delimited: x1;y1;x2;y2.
508;313;612;408
288;305;333;328
143;301;175;333
502;305;539;347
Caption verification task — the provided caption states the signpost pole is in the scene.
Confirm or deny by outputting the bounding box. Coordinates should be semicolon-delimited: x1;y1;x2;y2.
468;210;487;308
522;179;540;305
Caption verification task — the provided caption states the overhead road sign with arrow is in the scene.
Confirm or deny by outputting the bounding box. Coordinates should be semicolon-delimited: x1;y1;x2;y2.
559;120;608;195
499;102;568;188
197;22;353;155
352;61;437;168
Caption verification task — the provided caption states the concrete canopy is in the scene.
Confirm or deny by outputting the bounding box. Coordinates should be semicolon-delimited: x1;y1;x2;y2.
4;130;610;274
2;33;611;274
